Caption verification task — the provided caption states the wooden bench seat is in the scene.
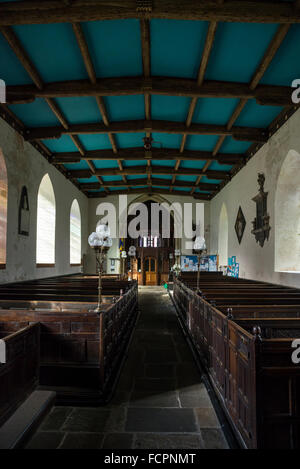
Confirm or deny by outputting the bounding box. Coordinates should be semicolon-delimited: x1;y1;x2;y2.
0;277;139;408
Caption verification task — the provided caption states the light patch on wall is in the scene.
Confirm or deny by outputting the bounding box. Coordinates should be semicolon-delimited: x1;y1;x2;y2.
218;203;228;267
36;174;56;264
70;199;81;264
0;149;7;265
275;149;300;273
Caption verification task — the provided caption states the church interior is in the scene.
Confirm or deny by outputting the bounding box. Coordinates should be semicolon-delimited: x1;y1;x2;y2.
0;0;300;451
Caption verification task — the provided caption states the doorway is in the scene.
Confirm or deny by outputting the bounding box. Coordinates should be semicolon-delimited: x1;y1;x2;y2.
145;257;157;285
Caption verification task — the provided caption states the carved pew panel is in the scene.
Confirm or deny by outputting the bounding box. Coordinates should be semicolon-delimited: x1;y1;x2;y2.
172;276;300;449
0;323;40;426
0;279;138;405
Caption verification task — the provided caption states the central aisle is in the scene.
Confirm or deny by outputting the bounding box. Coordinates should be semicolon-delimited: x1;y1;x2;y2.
26;286;229;449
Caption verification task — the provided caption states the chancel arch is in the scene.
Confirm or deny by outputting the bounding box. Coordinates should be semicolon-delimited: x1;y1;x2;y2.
125;198;175;285
0;149;7;268
275;149;300;273
36;174;56;266
218;203;229;267
70;199;81;265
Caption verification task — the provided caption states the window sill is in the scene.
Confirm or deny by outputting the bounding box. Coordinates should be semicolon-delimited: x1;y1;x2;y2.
36;264;55;268
70;264;82;267
0;264;6;270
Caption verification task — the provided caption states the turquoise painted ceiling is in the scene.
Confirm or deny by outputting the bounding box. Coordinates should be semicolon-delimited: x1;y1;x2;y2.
0;3;300;199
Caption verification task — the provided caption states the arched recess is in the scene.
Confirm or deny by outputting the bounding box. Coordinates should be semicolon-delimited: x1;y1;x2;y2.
275;149;300;272
0;149;7;267
117;193;183;250
36;174;56;265
218;203;229;267
70;199;81;265
123;193;203;252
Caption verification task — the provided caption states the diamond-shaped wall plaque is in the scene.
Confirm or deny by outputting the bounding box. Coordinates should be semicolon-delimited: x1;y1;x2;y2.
235;206;246;244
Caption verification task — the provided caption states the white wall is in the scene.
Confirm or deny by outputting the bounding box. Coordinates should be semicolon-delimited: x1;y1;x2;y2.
210;108;300;289
0;117;89;284
87;192;210;274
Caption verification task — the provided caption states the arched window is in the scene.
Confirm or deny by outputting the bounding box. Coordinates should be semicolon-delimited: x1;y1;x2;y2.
70;199;81;265
36;174;56;265
0;149;7;268
275;150;300;273
218;203;229;267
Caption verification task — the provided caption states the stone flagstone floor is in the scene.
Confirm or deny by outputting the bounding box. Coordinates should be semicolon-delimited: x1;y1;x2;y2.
25;286;229;449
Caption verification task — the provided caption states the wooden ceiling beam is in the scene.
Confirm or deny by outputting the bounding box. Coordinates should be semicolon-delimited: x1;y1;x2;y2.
91;166;230;179
24;120;267;142
140;19;151;126
7;79;293;105
249;24;291;90
68;135;109;193
0;25;108;195
67;167;229;180
72;21;122;183
51;147;245;164
140;18;152;189
140;20;151;79
79;178;218;191
195;23;291;194
0;27;68;130
0;26;43;89
1;1;300;25
86;187;211;200
176;21;218;182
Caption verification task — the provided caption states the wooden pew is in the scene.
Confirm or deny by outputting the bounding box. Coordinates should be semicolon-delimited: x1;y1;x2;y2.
0;323;40;426
0;275;135;306
172;276;300;449
0;278;138;406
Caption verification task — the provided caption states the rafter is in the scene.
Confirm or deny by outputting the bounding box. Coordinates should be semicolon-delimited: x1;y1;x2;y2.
194;23;291;194
24;120;267;142
51;147;245;165
140;18;152;190
0;24;110;194
1;1;299;25
79;178;218;191
175;21;218;186
6;79;294;106
140;19;151;123
72;22;124;185
86;187;211;200
92;166;230;179
66;166;229;179
0;25;79;182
